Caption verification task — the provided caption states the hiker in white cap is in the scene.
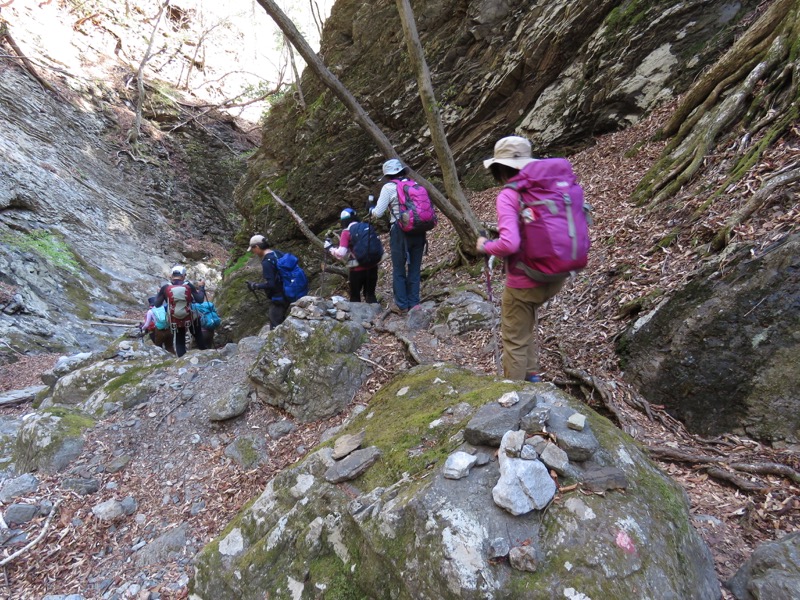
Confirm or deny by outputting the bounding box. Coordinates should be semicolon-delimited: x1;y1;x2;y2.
369;159;428;314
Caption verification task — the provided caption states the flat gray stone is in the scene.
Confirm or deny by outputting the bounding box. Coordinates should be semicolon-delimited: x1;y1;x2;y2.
332;431;365;460
540;442;570;475
268;419;297;440
0;474;39;503
487;537;510;559
62;477;100;496
580;466;628;492
324;447;381;483
135;522;189;566
104;455;131;474
567;412;586;431
91;499;124;521
0;385;48;405
4;503;39;525
521;407;550;433
464;394;537;447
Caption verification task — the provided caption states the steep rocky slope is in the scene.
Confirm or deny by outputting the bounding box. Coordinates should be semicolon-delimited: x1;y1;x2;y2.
235;0;762;245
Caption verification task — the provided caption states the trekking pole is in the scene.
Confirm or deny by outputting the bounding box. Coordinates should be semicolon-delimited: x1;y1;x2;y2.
480;231;503;376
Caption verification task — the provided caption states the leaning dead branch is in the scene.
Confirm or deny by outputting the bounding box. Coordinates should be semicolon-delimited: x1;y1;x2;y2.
0;18;63;99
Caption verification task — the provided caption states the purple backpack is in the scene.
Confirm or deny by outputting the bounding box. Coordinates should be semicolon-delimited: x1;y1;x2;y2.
505;158;590;282
393;179;438;234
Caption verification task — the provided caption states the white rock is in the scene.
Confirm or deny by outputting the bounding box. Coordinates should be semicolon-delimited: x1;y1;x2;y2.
497;391;519;407
567;412;586;431
443;451;478;479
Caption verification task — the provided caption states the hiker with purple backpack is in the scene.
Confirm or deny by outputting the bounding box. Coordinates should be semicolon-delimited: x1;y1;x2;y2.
370;159;437;315
476;136;590;382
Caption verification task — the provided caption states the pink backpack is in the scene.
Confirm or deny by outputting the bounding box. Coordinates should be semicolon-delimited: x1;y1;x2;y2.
505;158;590;282
393;179;438;234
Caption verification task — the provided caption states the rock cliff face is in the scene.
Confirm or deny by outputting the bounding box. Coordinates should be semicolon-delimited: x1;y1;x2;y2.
619;234;800;443
237;0;760;243
0;65;250;356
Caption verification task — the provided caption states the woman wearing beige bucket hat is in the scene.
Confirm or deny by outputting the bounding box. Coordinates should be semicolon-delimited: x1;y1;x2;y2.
476;135;566;383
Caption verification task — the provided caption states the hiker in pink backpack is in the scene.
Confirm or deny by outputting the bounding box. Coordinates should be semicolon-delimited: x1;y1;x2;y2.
476;136;590;382
369;158;437;314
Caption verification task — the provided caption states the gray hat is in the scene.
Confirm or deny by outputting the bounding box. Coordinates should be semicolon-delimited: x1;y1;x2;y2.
483;136;536;170
382;159;404;176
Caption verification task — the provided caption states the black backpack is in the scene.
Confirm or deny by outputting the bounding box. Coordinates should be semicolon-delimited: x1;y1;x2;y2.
349;222;384;267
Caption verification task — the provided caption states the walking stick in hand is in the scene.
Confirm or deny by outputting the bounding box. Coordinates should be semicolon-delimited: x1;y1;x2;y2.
479;231;503;376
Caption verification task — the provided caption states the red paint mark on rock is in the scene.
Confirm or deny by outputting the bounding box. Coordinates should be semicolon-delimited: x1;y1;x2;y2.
616;530;636;554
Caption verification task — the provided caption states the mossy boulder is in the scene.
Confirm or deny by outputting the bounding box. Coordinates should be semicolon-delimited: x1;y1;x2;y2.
619;234;800;442
248;316;370;422
13;407;95;474
190;365;719;599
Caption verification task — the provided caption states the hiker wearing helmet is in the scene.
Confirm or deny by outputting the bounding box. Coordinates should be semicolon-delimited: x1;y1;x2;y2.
154;265;207;357
476;136;577;383
326;208;382;303
370;158;432;314
246;234;289;329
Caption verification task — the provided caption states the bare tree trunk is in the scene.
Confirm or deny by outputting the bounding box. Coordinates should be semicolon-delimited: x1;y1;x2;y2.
129;0;170;144
394;0;481;249
284;34;306;110
253;0;481;251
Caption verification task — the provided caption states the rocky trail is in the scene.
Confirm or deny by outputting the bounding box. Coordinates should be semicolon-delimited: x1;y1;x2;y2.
0;101;797;598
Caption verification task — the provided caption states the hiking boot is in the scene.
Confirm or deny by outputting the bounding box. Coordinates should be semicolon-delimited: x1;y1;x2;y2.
390;305;408;315
525;373;543;383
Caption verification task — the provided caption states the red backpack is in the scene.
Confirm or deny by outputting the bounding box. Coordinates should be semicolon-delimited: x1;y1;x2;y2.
392;179;438;234
165;284;194;327
505;158;590;282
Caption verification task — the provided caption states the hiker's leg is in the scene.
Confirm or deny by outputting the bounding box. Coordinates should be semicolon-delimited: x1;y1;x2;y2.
389;225;408;309
364;266;379;304
174;327;187;358
500;286;536;380
522;280;566;376
405;233;425;307
191;319;207;350
348;270;363;303
268;302;286;329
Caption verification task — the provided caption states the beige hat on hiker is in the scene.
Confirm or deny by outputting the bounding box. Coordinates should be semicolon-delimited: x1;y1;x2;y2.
483;136;537;170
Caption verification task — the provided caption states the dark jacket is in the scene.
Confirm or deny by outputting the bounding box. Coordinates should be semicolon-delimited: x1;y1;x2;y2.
252;251;285;303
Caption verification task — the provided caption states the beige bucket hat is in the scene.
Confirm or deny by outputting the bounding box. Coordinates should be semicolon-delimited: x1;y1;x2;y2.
483;136;536;170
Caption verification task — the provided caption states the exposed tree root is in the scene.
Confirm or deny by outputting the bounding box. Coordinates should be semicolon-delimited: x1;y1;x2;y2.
710;162;800;251
648;445;800;492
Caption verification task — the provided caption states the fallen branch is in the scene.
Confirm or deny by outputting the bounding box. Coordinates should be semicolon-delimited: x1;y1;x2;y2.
396;333;423;365
355;354;395;374
265;185;324;250
0;498;63;567
729;461;800;485
94;316;140;325
703;466;769;493
0;18;63;99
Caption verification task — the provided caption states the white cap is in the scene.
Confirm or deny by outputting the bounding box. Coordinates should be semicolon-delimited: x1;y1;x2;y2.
249;234;267;249
382;159;404;176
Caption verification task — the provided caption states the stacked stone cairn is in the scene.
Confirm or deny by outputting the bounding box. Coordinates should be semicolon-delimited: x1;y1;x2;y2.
288;296;379;327
447;389;628;570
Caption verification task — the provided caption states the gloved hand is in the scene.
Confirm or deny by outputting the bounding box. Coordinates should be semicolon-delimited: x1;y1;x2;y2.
246;281;255;291
323;239;332;250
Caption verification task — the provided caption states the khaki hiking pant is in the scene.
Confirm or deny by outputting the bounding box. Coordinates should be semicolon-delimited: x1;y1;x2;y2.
500;282;564;380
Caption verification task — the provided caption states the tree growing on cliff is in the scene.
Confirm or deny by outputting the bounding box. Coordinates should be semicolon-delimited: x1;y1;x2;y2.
633;0;800;252
253;0;482;254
